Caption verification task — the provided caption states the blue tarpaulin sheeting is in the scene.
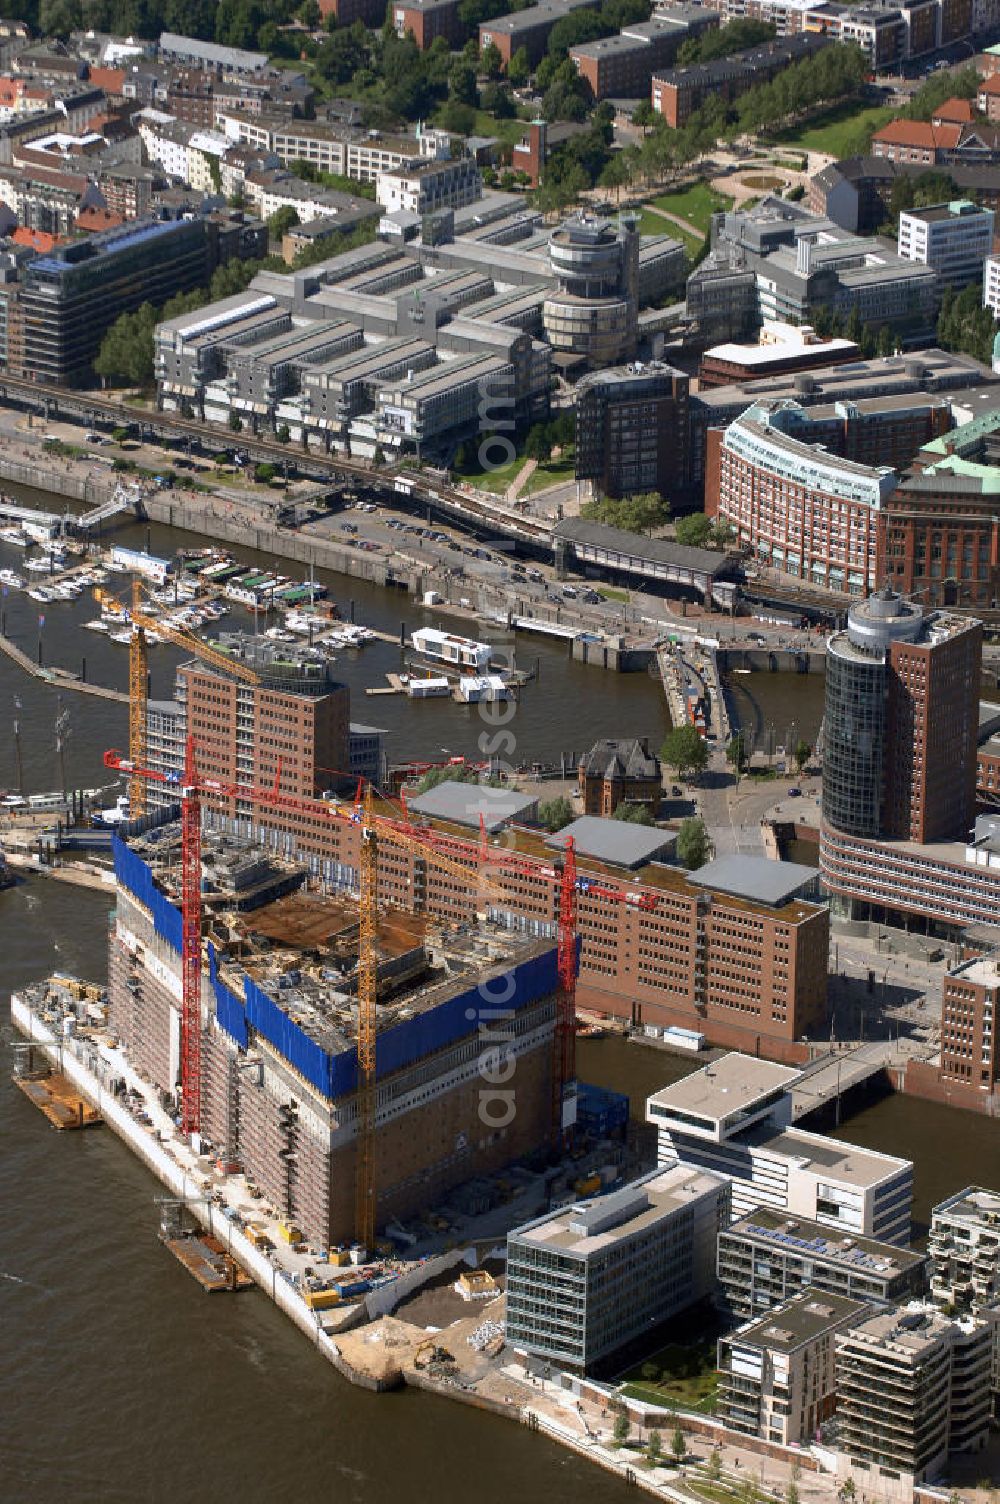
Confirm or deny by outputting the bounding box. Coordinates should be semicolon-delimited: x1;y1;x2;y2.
209;943;248;1050
113;840;560;1101
112;834;182;953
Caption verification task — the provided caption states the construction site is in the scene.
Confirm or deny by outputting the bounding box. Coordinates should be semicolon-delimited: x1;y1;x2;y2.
108;814;570;1249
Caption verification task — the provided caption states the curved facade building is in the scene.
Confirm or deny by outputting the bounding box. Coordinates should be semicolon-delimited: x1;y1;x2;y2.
542;212;639;367
823;592;923;838
708;400;896;595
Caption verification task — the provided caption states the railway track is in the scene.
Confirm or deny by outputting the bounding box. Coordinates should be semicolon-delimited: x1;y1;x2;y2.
0;377;554;548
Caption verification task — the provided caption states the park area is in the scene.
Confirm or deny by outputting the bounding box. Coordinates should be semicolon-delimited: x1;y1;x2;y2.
772;101;893;157
639;180;734;256
618;1318;721;1415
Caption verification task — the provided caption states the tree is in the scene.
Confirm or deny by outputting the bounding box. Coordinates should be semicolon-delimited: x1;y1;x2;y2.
507;46;531;87
479;40;502;77
255;462;277;484
613;801;654;825
708;1448;723;1483
613;1409;630;1445
674;513;714;549
524;424;553;462
228;412;243;433
538;795;574;831
794;739;811;773
276;423;291;444
787;1483;799;1504
640;1361;660;1382
94;304;158;388
838;1481;857;1503
449;58;478;105
670;1425;686;1464
726;732;747;774
661;724;708;782
581;492;668;535
268;205;301;241
598;152;630;203
677;817;713;871
648;1429;662;1464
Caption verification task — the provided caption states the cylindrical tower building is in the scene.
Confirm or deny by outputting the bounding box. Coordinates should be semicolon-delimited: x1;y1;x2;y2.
822;590;923;838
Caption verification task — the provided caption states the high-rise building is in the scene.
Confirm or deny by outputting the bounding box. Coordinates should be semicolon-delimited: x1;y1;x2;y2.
938;959;1000;1098
718;1290;872;1446
542;211;640;368
717;1208;928;1321
573;361;690;500
930;1185;1000;1311
505;1165;729;1374
16;217;212;386
647;1053;914;1245
835;1307;992;1493
822;592;981;846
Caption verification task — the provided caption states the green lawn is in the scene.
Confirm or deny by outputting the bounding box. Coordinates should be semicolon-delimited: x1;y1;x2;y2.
640;207;705;258
619;1322;721;1414
455;450;524;495
773;101;894;156
651;180;733;235
524;451;576;494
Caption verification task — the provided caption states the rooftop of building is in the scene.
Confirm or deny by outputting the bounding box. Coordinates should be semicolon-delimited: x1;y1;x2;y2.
546;816;676;870
687;854;820;907
722;1206;926;1274
509;1164;725;1256
124;820;555;1060
693;349;994;416
726;1289;871;1351
580;736;660;781
158;31;268;71
760;1128;911;1188
406;780;539;832
647;1051;802;1122
838;1306;955;1361
703;320;858;366
932;1184;1000;1225
901;198;992;225
554;516;732;578
947;955;1000;989
872;119;963;150
651;31;825;88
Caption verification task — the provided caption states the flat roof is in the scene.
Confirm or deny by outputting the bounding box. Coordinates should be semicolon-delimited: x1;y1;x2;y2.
509;1164;724;1257
407;781;538;833
689;855;819;907
763;1128;910;1188
933;1185;1000;1223
648;1052;802;1120
723;1207;925;1274
727;1290;870;1352
554;517;730;577
546;816;675;871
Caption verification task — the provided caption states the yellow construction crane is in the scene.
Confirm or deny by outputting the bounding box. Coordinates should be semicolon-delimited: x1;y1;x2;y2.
352;798;524;1251
97;578;261;817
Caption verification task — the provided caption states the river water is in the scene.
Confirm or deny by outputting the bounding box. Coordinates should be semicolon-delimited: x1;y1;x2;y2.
2;498;995;1503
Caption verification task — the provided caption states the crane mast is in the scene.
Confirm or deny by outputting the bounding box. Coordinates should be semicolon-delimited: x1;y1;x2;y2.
355;784;378;1253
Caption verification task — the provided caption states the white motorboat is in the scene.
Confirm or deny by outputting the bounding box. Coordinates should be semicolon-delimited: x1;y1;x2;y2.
83;618;110;633
0;569;24;588
24;556;53;573
0;526;29;547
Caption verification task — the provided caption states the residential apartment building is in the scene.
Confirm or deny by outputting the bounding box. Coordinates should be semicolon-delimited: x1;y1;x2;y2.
578;737;662;816
897;200;994;289
217;113;452;186
505;1165;730;1373
930;1185;1000;1310
717;1208;928;1321
375;155;482;216
650;35;828;129
647;1052;914;1245
570;8;716;101
574;360;690;499
718;1291;871;1446
478;0;601;67
719;0;972;62
835;1307;991;1495
707;400;897;596
391;0;465;48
